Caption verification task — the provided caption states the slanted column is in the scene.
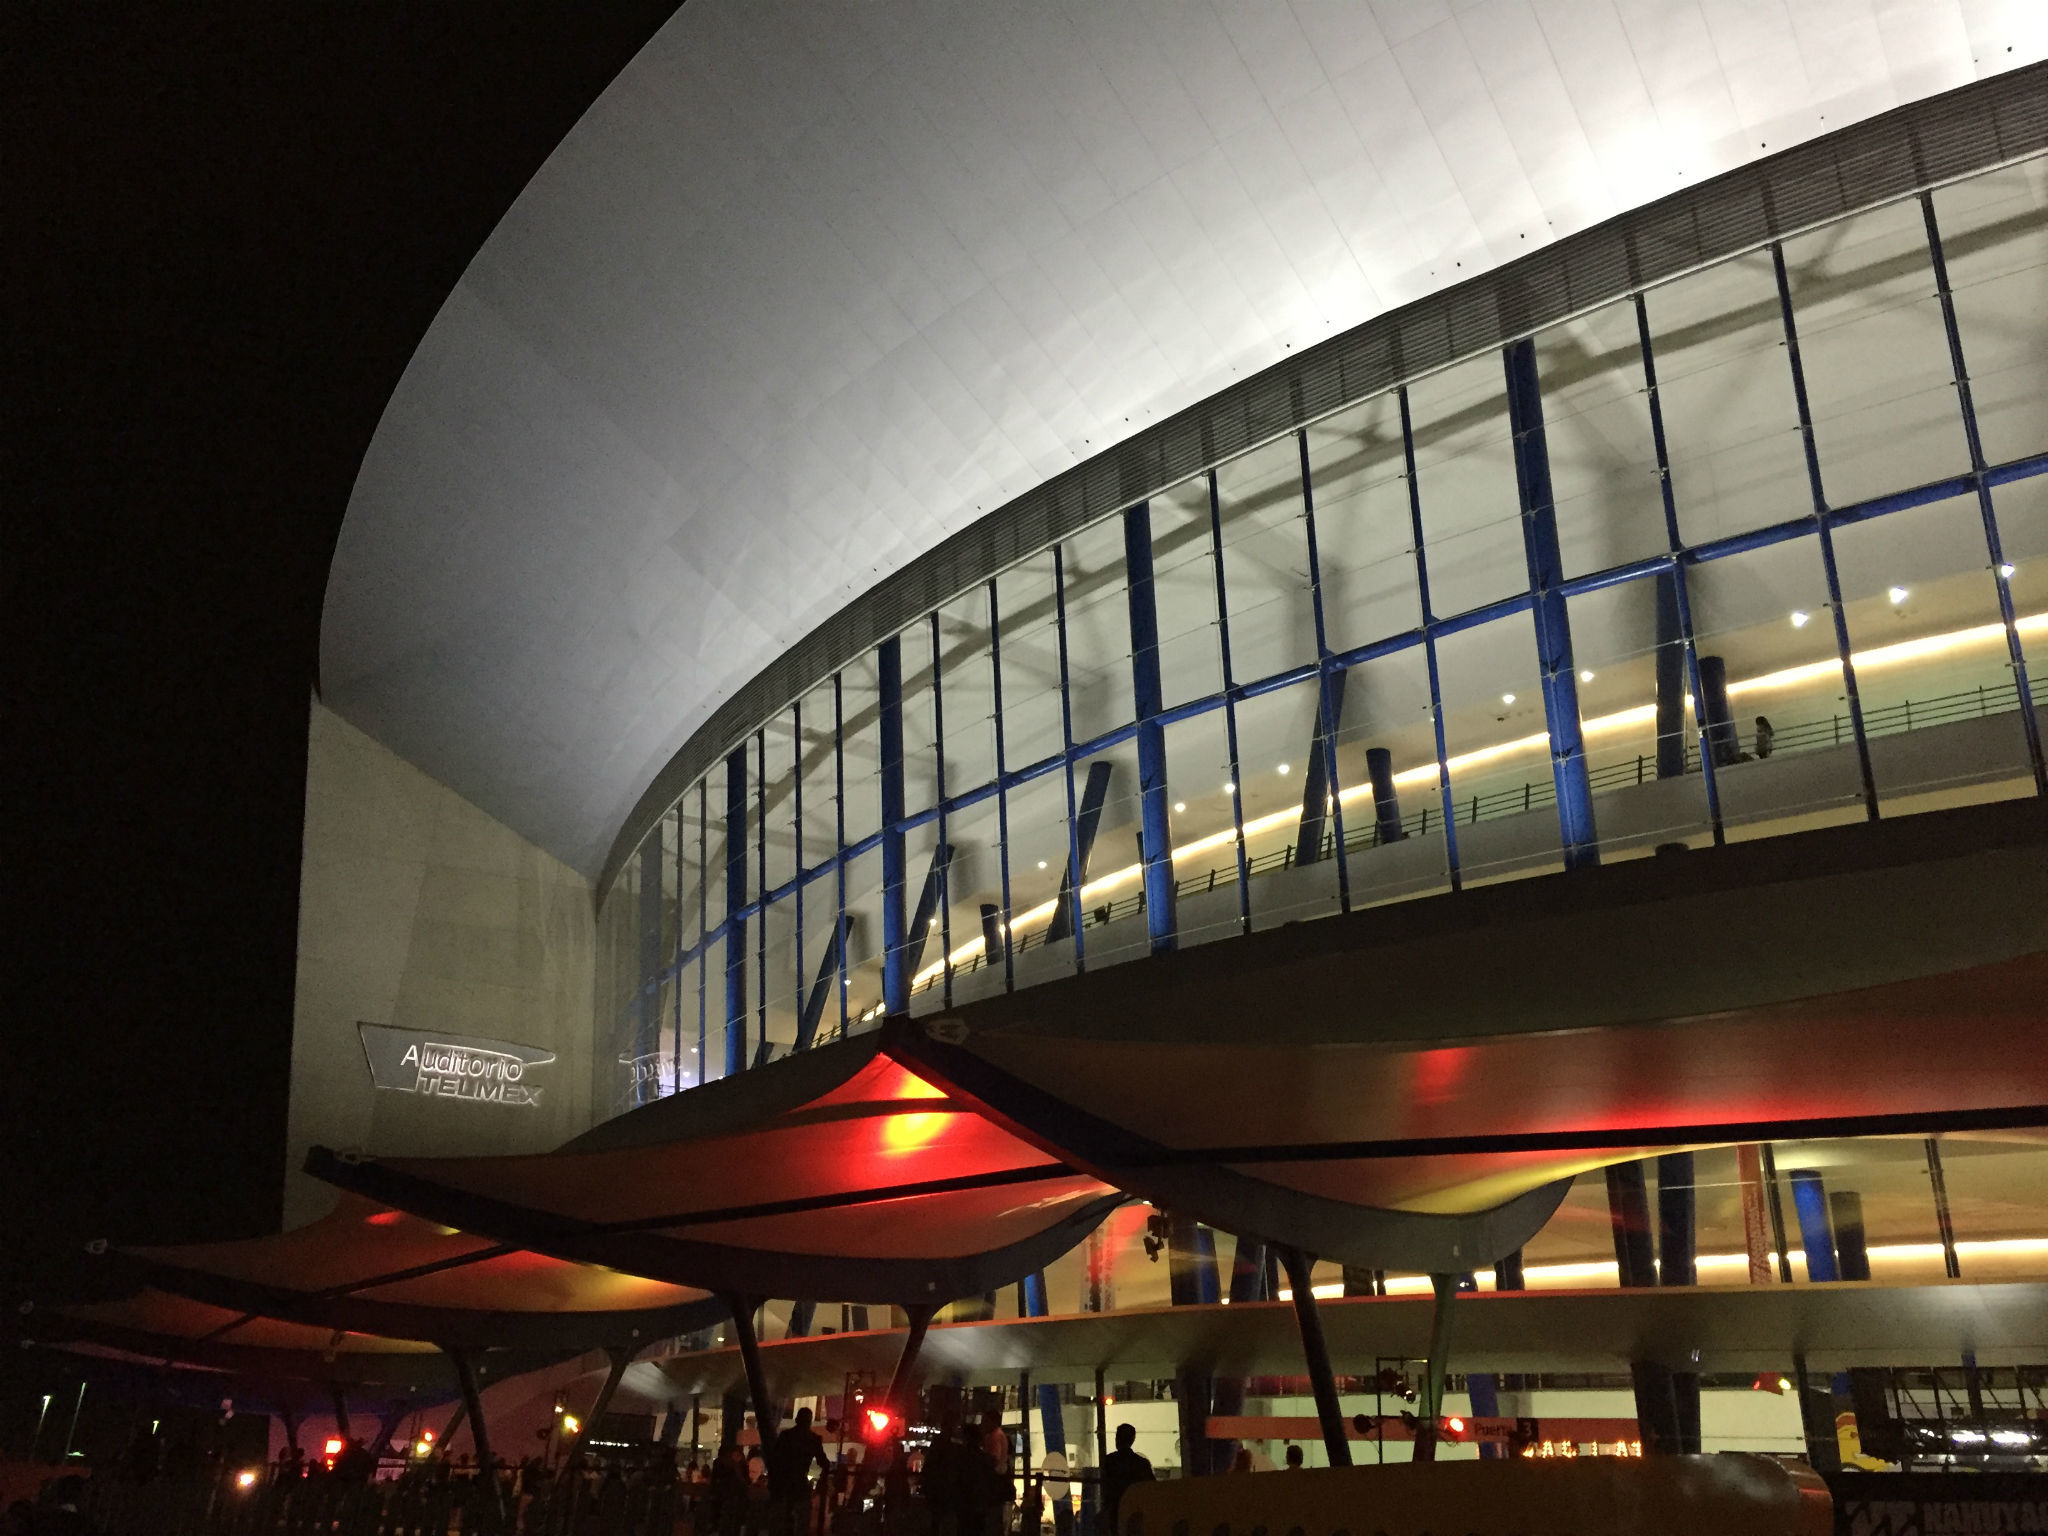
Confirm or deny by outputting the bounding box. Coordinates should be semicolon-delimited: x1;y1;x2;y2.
1046;761;1114;944
1503;337;1597;869
1657;1153;1701;1453
1608;1162;1681;1452
1123;503;1177;955
1276;1247;1350;1467
1020;1274;1067;1462
1295;672;1350;864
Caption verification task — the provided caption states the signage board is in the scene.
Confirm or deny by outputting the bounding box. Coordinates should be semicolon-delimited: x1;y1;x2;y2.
358;1023;554;1108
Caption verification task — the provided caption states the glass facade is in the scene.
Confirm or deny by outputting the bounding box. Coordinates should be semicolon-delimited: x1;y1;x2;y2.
597;158;2048;1120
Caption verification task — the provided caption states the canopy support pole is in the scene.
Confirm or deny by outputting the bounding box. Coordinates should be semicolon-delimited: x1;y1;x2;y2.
327;1382;352;1441
1276;1246;1350;1467
884;1304;935;1416
727;1297;780;1445
1412;1273;1458;1464
449;1346;504;1533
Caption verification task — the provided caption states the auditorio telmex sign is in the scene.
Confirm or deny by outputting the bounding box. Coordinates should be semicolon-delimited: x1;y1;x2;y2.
358;1023;555;1108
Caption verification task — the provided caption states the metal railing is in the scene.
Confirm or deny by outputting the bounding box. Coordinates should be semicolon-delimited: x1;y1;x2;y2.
897;673;2044;998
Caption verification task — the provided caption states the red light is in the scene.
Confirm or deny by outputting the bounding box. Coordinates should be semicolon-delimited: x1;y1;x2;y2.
865;1408;893;1436
323;1438;344;1456
1443;1417;1465;1437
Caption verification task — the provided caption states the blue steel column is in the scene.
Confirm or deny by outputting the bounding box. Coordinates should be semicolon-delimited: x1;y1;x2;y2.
696;780;708;1081
1052;547;1090;971
879;636;910;1015
1297;430;1353;909
1123;502;1177;955
723;747;749;1077
635;838;662;1105
1634;292;1726;840
1206;472;1253;936
833;674;850;1038
1398;387;1463;887
1503;338;1599;868
671;818;685;1096
928;614;955;1004
792;702;805;1035
1019;1273;1067;1461
987;579;1016;990
1922;192;2047;794
1771;242;1880;822
754;729;769;1064
1789;1169;1841;1281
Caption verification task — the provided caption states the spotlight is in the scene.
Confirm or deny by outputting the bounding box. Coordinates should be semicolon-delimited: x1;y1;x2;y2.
1579;670;1594;683
1999;563;2016;579
235;1470;258;1490
1223;781;1236;794
1889;586;1909;604
1791;611;1810;628
1173;802;1185;812
1037;860;1048;869
1501;693;1516;706
1276;763;1290;775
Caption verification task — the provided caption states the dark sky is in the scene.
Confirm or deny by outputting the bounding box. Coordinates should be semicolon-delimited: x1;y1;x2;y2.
6;6;681;1254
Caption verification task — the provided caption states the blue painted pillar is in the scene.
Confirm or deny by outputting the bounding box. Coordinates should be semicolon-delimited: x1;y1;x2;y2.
636;839;664;1104
1020;1273;1067;1460
1789;1169;1840;1281
879;637;909;1015
1124;503;1177;955
1226;1236;1268;1304
723;747;749;1077
1467;1371;1502;1458
1046;760;1114;945
1365;747;1403;845
1168;1214;1219;1475
1503;338;1598;869
1654;572;1688;780
1696;655;1738;767
1295;671;1350;864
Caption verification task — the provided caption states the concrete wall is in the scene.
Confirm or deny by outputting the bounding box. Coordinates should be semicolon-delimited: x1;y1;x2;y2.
284;700;596;1227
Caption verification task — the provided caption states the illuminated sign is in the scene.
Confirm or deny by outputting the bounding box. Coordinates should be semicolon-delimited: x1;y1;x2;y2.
358;1023;554;1107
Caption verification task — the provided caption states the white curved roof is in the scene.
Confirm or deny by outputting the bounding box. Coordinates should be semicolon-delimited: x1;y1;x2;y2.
322;0;2048;874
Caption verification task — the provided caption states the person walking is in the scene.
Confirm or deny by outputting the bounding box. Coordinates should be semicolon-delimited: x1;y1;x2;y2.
1098;1425;1152;1536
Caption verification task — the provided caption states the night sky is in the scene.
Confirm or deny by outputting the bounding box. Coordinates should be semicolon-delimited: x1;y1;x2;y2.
7;6;681;1258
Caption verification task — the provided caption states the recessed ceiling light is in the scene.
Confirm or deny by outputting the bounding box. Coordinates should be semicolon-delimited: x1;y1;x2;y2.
1790;610;1810;628
1501;693;1516;706
927;917;937;927
1276;762;1291;775
1579;669;1595;683
1173;801;1186;813
1223;781;1236;794
1037;860;1048;870
2000;562;2016;579
1888;586;1909;604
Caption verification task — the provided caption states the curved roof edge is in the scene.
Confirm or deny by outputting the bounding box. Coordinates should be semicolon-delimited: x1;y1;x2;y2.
598;61;2048;901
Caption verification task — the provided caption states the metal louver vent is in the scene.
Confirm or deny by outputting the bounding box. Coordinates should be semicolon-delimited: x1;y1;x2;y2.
600;60;2048;900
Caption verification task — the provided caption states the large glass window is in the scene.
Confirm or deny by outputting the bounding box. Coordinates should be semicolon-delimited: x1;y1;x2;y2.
1233;677;1340;930
1537;299;1666;578
1060;519;1135;745
1783;201;1967;507
1331;645;1453;906
1149;475;1224;709
1432;610;1558;887
1407;354;1526;620
1647;252;1811;546
1686;536;1866;841
1162;707;1242;948
1304;392;1422;651
1831;495;2037;812
1565;574;1715;858
1215;435;1316;682
1931;158;2048;468
939;592;998;796
997;553;1066;768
